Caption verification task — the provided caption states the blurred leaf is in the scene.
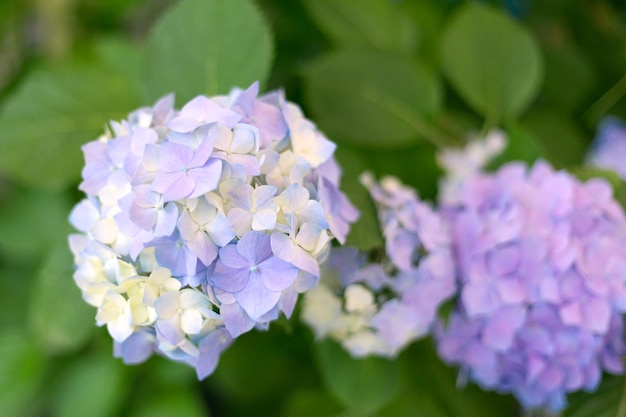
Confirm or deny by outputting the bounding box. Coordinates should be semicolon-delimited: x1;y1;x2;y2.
29;239;94;355
521;110;588;167
398;0;448;68
564;374;626;417
129;387;207;417
0;185;73;260
305;50;442;148
281;389;344;417
300;0;417;53
52;351;129;417
400;340;518;417
334;147;383;252
0;329;46;417
488;124;543;169
315;339;400;414
441;3;543;125
542;44;595;113
0;38;143;189
143;0;273;103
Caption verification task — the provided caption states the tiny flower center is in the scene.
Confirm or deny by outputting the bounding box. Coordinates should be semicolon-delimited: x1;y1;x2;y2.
250;265;258;273
182;166;189;173
250;207;256;214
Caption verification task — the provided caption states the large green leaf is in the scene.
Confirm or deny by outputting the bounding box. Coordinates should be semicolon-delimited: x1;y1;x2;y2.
440;3;543;125
143;0;273;103
305;50;442;148
29;240;94;355
281;389;344;417
0;329;46;417
300;0;417;53
315;339;400;414
0;38;143;189
51;351;129;417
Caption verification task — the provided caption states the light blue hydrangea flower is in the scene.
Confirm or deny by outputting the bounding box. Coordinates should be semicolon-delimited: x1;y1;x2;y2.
435;159;626;411
69;82;358;378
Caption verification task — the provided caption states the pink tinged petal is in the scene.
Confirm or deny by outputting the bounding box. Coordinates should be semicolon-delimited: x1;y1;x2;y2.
270;232;320;277
526;355;547;384
130;202;157;230
221;302;255;338
559;301;583;326
234;274;282;320
187;159;222;198
462;282;500;318
180;309;204;334
159;142;193;172
257;255;299;291
227;207;252;236
487;244;520;276
235;81;259;116
187;231;218;266
152;171;194;201
189;133;215;167
582;298;611;333
494;276;526;304
211;262;251;293
228;154;260;176
157;315;185;344
481;305;526;351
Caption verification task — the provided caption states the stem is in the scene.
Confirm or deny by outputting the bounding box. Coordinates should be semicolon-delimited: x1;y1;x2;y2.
584;74;626;127
615;377;626;417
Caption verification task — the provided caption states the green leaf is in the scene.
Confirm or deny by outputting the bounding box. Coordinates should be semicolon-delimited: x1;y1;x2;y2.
29;240;94;355
281;389;344;417
541;43;595;113
521;110;588;167
143;0;273;103
0;185;73;260
0;38;143;189
0;329;46;417
128;388;207;417
51;351;129;417
334;147;383;252
564;375;626;417
305;50;442;148
488;124;543;169
300;0;417;53
440;3;543;125
315;339;400;414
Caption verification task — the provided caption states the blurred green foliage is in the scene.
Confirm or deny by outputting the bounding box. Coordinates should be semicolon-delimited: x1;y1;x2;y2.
0;0;624;416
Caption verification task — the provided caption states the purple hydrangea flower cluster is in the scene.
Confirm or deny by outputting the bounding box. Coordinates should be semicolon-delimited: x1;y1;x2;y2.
302;173;456;357
68;82;358;378
436;160;626;411
587;116;626;180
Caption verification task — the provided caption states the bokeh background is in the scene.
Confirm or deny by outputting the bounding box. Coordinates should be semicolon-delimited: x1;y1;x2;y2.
0;0;625;416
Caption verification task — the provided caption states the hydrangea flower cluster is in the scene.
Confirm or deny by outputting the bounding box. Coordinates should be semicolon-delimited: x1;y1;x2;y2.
302;173;456;357
587;116;626;180
435;159;626;411
68;82;358;378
